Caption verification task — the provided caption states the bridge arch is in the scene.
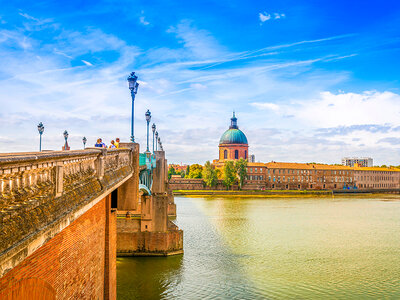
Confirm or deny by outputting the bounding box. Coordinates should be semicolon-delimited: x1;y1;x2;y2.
139;184;151;196
0;277;56;300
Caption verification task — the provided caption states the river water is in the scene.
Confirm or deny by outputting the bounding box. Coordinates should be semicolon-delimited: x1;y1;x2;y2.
117;195;400;299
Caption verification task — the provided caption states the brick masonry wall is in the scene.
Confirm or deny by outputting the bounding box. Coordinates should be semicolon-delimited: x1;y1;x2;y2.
0;195;116;300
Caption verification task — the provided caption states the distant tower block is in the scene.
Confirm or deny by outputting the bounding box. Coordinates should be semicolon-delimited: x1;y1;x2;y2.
342;157;373;167
249;154;255;163
218;112;249;162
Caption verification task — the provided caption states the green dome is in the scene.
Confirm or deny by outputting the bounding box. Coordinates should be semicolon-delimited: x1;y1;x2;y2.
219;129;248;144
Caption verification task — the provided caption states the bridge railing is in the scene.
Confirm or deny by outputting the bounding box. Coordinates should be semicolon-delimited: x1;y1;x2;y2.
0;148;134;256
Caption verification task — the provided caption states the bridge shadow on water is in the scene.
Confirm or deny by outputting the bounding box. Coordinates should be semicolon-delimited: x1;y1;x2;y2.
117;255;184;300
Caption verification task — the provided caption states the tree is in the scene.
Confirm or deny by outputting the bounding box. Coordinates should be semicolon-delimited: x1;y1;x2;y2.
202;161;218;187
189;164;203;178
235;158;248;189
185;165;191;178
168;166;176;180
215;169;223;180
223;160;237;190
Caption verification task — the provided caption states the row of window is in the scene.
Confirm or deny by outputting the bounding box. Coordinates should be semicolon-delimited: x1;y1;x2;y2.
248;175;263;181
358;183;397;188
264;176;352;183
223;150;247;159
267;184;338;189
247;168;352;176
356;176;396;181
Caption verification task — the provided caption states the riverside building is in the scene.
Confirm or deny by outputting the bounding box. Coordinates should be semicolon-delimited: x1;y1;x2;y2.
210;113;400;191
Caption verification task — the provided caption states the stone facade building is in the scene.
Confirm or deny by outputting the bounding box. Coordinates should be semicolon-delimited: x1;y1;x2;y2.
243;162;356;190
169;112;400;192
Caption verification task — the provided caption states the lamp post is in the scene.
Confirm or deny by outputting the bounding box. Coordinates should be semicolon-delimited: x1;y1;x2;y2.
82;136;87;149
127;72;139;143
157;136;161;151
145;110;151;152
152;123;156;153
37;122;44;152
63;130;69;150
155;131;158;151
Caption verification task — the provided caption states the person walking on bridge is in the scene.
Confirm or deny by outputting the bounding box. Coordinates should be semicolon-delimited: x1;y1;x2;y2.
95;138;106;148
109;140;116;148
115;138;120;148
95;138;102;147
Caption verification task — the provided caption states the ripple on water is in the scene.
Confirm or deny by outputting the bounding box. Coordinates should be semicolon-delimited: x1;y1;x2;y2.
117;196;400;299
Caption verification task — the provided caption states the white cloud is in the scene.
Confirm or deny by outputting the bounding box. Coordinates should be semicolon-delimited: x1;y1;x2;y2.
139;16;150;26
290;91;400;127
81;60;93;66
259;12;271;23
167;20;227;59
259;11;285;24
251;102;280;111
274;13;285;19
190;83;207;90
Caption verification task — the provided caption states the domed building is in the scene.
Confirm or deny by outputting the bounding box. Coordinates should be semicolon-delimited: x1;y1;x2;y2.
218;112;249;162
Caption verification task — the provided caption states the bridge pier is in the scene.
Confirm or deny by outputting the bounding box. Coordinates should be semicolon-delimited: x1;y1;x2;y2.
116;150;183;256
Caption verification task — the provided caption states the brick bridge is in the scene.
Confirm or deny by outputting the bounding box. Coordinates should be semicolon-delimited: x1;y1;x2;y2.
0;142;183;299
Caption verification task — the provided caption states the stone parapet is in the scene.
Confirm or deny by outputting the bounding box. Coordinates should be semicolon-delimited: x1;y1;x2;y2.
0;148;135;277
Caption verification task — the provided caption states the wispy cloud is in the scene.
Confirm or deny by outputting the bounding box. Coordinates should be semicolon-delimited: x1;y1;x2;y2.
259;12;271;23
259;11;285;24
81;60;93;66
0;9;398;165
274;13;285;19
378;137;400;145
139;16;150;26
251;102;280;111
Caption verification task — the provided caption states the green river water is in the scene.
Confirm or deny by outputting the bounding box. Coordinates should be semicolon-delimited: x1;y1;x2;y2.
117;195;400;299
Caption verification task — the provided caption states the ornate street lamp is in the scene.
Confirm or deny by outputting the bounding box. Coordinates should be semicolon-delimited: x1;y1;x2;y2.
151;123;156;153
63;130;69;150
145;109;151;152
82;136;87;149
37;122;44;152
155;131;158;151
127;72;139;142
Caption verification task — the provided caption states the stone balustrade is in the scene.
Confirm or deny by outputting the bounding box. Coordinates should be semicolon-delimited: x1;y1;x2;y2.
0;148;134;258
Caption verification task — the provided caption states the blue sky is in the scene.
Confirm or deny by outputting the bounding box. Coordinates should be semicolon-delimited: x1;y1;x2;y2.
1;0;400;165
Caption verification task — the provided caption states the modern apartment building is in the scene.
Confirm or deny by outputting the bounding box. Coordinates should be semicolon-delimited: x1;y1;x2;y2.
342;157;373;167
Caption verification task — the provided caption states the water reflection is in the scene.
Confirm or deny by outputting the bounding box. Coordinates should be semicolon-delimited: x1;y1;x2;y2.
118;195;400;299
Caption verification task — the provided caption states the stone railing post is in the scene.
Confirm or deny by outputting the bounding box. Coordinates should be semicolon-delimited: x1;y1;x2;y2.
55;162;64;197
94;149;106;180
116;143;139;211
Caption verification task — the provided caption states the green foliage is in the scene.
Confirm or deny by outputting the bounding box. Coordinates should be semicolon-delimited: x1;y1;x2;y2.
189;164;203;178
223;160;237;190
215;169;222;180
185;165;191;178
202;161;218;187
235;158;248;189
168;166;176;180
